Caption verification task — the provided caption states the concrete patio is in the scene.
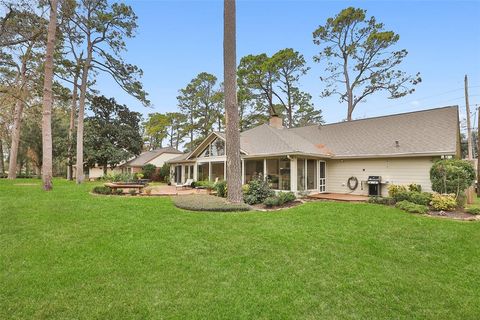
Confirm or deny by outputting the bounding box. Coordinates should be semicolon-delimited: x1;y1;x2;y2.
147;185;209;196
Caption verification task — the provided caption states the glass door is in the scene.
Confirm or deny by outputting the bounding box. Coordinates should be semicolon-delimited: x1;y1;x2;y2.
319;161;326;192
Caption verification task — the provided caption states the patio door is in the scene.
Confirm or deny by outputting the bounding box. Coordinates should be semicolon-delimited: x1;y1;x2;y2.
175;165;182;184
319;161;326;192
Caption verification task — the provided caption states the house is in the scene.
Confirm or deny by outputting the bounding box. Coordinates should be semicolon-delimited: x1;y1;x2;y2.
121;147;183;174
168;106;460;196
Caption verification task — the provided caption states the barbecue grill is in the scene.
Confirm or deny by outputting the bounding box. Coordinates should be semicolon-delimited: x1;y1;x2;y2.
367;176;382;196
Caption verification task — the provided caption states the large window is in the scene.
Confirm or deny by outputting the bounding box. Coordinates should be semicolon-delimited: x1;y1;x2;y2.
307;160;317;190
198;138;225;158
245;160;263;183
211;162;225;181
197;163;209;181
297;158;306;191
267;158;291;190
211;139;225;157
189;165;194;179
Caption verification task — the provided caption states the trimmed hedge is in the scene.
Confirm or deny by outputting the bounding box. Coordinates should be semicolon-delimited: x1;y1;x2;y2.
395;200;429;214
173;194;251;212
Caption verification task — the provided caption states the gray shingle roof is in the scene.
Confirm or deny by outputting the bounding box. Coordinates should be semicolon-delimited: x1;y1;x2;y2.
125;147;182;167
289;106;458;158
168;106;458;162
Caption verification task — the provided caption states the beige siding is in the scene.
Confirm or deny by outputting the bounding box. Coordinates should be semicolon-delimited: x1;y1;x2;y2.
326;157;439;196
148;153;182;167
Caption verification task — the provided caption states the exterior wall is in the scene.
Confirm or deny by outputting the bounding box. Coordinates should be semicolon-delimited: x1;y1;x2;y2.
148;152;182;167
326;156;439;196
86;166;121;179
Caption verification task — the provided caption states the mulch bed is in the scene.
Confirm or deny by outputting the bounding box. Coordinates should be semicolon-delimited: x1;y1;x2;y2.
426;210;479;221
252;200;304;211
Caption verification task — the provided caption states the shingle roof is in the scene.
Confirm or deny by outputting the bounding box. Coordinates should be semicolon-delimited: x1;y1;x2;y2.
289;106;458;158
125;147;182;167
168;106;459;162
168;152;193;163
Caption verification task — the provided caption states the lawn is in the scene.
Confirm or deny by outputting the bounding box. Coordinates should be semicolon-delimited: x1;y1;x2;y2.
1;179;479;319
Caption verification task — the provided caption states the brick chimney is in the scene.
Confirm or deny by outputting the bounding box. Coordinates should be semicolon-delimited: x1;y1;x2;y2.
269;115;283;129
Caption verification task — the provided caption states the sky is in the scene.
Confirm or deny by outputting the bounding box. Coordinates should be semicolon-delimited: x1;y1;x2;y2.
95;0;480;127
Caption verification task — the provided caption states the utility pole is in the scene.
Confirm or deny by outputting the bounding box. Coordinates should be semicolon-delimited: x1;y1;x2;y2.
477;105;480;196
465;75;473;160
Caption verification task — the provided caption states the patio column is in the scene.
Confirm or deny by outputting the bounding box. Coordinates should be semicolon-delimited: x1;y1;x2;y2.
241;159;245;184
208;161;212;181
263;158;267;180
193;163;198;181
224;160;226;180
291;156;297;192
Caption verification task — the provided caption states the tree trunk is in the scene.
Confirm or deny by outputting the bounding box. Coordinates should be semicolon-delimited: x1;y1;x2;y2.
76;40;93;184
41;0;58;191
224;0;242;203
67;71;79;180
0;137;4;176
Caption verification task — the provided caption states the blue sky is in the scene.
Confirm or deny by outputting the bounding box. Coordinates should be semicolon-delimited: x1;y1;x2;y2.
95;0;480;126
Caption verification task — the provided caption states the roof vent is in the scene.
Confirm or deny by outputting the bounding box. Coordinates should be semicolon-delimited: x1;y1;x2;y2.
395;140;400;148
269;115;283;129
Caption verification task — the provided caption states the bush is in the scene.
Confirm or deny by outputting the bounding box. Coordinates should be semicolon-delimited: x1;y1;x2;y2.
103;172;134;182
430;193;457;211
93;186;112;195
368;196;396;206
408;192;432;206
395;200;429;214
128;189;137;196
264;196;280;207
408;183;422;192
142;164;157;179
243;174;274;205
215;180;228;198
159;163;170;182
196;180;215;190
388;184;407;198
466;207;480;215
136;173;144;180
277;191;296;205
430;159;475;195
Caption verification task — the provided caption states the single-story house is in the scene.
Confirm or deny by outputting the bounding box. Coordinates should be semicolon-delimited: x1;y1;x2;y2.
121;147;183;174
168;106;460;196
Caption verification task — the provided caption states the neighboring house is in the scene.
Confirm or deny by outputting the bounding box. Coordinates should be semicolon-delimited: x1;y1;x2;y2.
121;147;183;174
71;165;122;180
168;106;460;196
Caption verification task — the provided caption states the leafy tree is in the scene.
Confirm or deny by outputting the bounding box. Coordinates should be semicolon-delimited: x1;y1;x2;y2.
142;163;156;179
313;7;421;121
71;0;149;184
165;112;187;149
84;96;142;174
430;159;475;196
144;113;169;149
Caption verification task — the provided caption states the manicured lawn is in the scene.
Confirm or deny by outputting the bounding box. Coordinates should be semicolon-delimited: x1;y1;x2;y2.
1;179;479;319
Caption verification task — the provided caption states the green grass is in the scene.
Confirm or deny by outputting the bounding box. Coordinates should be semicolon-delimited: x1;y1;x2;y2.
1;179;479;319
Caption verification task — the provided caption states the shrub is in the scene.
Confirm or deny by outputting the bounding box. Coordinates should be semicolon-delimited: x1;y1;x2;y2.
136;173;144;180
159;163;170;182
215;180;228;198
408;183;422;192
430;193;457;211
93;186;112;195
466;207;480;215
388;184;407;198
103;172;134;182
196;180;215;190
173;194;250;212
395;200;429;214
368;196;396;206
129;189;137;196
430;159;475;195
277;191;296;205
408;192;432;206
142;164;157;179
243;174;274;205
264;196;280;207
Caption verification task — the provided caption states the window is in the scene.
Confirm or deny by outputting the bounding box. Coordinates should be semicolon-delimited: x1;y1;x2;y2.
211;162;225;181
279;158;291;190
197;163;209;181
297;158;306;191
199;146;210;158
307;160;317;190
245;160;264;183
189;165;194;179
266;159;279;189
210;138;225;157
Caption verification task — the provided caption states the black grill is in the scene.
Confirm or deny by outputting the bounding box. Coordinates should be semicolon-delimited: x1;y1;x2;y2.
367;176;382;196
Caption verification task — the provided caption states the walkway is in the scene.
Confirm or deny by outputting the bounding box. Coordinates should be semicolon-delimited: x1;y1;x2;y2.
308;193;369;202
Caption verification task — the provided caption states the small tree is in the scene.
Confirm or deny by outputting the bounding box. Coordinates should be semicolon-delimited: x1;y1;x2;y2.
142;164;156;180
430;159;475;196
